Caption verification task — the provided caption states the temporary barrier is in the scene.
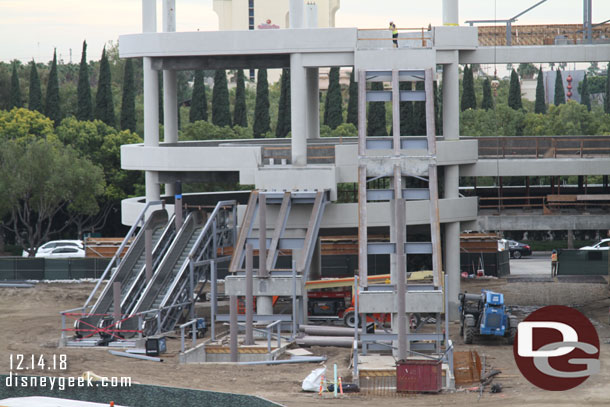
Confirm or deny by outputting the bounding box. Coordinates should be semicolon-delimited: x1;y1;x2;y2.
0;258;111;280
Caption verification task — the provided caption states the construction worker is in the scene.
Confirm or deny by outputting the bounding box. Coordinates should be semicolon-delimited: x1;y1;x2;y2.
551;249;558;277
389;21;398;48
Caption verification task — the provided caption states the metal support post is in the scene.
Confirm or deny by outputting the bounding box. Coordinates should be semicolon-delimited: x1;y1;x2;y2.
211;261;217;341
229;295;238;362
113;282;121;324
174;181;183;230
394;164;407;361
245;244;254;345
292;260;298;339
188;261;195;321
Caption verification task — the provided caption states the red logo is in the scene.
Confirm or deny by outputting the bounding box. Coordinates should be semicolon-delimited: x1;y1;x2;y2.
513;305;600;391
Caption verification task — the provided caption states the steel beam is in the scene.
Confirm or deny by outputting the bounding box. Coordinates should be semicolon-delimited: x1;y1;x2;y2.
266;192;292;271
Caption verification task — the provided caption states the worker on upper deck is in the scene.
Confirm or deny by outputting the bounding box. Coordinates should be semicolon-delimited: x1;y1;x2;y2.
389;21;398;48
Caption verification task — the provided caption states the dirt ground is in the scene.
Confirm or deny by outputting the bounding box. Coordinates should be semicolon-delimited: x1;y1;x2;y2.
0;281;609;406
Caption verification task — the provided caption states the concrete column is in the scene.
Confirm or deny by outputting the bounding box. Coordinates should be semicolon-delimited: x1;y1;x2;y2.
145;171;160;202
290;53;307;166
567;229;575;249
306;68;320;139
142;0;157;33
162;0;177;196
289;0;304;29
442;52;460;321
442;0;459;26
257;195;273;315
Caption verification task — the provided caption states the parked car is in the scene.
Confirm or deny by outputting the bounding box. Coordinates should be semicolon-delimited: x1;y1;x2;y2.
22;240;84;257
35;246;86;259
579;238;610;250
508;240;532;259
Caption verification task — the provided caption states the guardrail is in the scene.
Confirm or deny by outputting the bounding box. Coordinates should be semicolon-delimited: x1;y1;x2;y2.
357;27;433;49
476;136;610;159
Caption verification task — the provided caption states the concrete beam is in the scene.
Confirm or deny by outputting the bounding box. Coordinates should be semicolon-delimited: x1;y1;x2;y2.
152;55;290;71
119;28;358;58
358;290;444;313
460;44;610;64
225;276;303;296
477;214;610;231
462;158;610;177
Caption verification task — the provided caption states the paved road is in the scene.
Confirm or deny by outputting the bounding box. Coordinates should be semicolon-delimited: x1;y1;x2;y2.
509;252;553;275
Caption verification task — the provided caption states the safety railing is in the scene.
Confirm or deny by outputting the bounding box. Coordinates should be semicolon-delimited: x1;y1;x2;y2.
478;194;610;212
179;318;205;353
476;136;610;159
357;27;433;49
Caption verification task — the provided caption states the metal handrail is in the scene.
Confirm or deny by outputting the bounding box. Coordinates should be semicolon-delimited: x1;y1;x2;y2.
179;319;198;353
82;200;163;311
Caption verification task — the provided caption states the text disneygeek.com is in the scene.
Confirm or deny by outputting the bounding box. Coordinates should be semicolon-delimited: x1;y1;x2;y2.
4;372;132;391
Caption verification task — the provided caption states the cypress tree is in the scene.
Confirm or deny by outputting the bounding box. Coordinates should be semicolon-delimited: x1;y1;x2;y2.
346;69;358;126
605;63;610;114
212;69;231;127
508;69;523;110
44;49;61;125
367;82;387;137
9;63;22;109
461;65;476;111
95;47;116;127
554;68;565;106
276;68;291;138
233;70;248;128
324;67;343;129
76;40;93;121
253;68;270;138
158;73;164;125
434;80;442;136
399;82;414;135
120;58;136;132
535;66;546;114
481;77;494;111
189;70;208;122
28;60;43;112
412;81;426;135
580;73;591;111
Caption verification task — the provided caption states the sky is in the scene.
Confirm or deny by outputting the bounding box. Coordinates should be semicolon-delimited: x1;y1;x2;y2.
1;0;609;63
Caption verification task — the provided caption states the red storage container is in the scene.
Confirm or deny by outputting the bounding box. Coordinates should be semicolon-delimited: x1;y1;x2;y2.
396;359;442;393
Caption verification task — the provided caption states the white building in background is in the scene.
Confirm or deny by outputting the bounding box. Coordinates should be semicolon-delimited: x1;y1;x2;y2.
213;0;340;30
213;0;341;81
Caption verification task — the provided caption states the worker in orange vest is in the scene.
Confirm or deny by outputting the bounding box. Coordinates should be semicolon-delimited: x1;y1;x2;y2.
551;249;558;277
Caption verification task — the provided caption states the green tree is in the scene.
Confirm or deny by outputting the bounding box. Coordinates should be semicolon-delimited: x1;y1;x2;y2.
517;63;537;80
481;77;494;111
324;67;343;129
367;82;387;137
253;68;270;138
44;49;61;126
95;47;116;127
605;63;610;114
28;61;43;113
554;69;565;106
120;58;136;132
0;138;104;255
189;70;208;123
9;63;22;109
535;66;546;114
412;81;427;135
508;69;523;110
275;68;291;138
580;74;591;111
233;69;248;128
212;69;231;127
76;41;93;121
399;82;414;135
461;65;476;111
347;69;358;126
